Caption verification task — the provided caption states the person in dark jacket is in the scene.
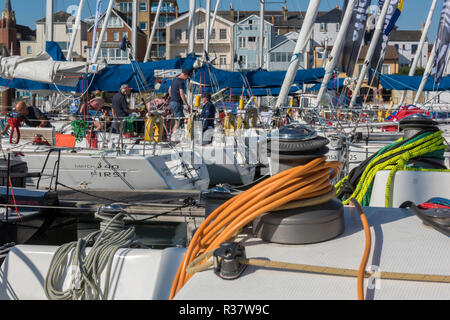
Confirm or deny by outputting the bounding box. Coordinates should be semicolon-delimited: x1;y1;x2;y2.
111;84;132;133
168;69;191;137
200;93;216;144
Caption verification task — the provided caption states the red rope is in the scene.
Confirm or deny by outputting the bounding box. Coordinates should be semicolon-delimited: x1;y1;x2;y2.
8;176;21;221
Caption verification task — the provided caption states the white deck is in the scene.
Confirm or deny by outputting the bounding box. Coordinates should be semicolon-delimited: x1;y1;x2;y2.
175;206;450;300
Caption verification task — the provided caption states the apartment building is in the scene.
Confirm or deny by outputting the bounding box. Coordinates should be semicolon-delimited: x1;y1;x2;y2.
115;0;179;60
20;11;88;60
85;8;147;64
166;7;235;71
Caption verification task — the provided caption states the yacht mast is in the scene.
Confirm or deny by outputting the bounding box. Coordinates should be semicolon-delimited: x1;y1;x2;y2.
188;0;196;54
210;0;221;36
92;0;115;63
46;0;54;41
414;40;436;105
205;0;211;54
258;0;265;69
398;0;438;106
67;0;85;61
315;0;357;108
144;0;163;62
275;0;321;110
349;0;391;108
132;0;138;59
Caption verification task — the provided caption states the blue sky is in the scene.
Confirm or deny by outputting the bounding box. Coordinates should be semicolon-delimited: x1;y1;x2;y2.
6;0;445;42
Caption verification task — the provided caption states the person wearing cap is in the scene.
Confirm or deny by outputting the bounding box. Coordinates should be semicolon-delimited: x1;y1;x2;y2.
112;84;133;133
168;69;192;136
200;92;216;144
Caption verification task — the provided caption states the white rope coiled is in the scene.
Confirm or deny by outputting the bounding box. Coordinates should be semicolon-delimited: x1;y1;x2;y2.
44;210;145;300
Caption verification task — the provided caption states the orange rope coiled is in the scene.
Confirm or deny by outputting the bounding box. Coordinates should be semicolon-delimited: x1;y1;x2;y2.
169;157;342;299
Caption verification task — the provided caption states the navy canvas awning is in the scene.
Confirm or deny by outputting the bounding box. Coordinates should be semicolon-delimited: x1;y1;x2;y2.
380;74;450;91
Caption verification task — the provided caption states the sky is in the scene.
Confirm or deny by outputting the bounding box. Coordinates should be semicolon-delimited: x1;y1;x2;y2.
5;0;446;42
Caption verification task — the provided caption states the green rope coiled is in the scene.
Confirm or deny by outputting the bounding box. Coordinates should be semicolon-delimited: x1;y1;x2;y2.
71;120;87;142
336;130;449;207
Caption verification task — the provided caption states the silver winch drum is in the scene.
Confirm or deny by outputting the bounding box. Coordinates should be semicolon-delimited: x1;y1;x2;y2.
253;198;345;245
268;124;330;171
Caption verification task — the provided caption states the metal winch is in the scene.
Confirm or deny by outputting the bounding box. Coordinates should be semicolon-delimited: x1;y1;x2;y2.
258;123;345;245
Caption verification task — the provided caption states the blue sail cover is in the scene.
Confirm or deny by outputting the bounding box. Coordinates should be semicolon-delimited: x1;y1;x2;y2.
306;78;346;92
0;55;198;93
45;41;67;62
380;74;450;91
192;66;325;89
156;79;303;96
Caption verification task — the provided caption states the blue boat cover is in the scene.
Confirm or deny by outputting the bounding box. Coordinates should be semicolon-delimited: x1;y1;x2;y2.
192;65;325;89
380;74;450;91
306;78;346;91
45;41;66;62
0;55;198;93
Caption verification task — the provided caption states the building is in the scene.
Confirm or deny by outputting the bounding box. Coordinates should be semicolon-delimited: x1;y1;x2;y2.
85;8;147;64
266;32;307;71
389;27;428;69
234;14;273;70
166;7;235;71
20;11;88;60
115;0;179;60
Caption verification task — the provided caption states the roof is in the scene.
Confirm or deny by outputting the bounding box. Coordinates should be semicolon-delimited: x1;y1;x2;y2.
315;7;343;23
36;11;88;25
87;8;146;35
272;31;299;47
389;29;425;42
166;7;234;27
358;45;399;61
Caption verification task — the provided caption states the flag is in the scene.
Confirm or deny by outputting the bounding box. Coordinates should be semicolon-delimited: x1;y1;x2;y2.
431;0;450;84
120;35;128;51
338;0;371;77
384;0;404;36
369;0;400;87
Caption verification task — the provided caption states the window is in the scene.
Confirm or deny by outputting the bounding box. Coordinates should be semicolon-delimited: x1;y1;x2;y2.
119;2;132;13
411;44;418;55
320;23;327;32
394;44;399;50
382;64;390;74
219;55;227;65
219;29;227;40
175;29;182;40
122;32;128;40
336;23;340;32
56;42;68;51
139;2;147;11
184;29;189;40
66;25;72;34
210;29;216;40
402;44;406;50
239;55;247;67
26;46;32;55
248;36;256;43
139;22;148;30
248;19;253;30
107;16;122;28
238;37;247;49
113;32;119;42
317;51;323;59
197;28;204;40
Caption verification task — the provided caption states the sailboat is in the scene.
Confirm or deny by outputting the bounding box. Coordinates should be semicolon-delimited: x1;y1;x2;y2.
0;0;448;301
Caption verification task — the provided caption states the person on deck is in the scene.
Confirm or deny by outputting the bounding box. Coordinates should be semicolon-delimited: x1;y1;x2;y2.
1;101;51;135
168;69;192;138
200;93;216;145
111;84;132;134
